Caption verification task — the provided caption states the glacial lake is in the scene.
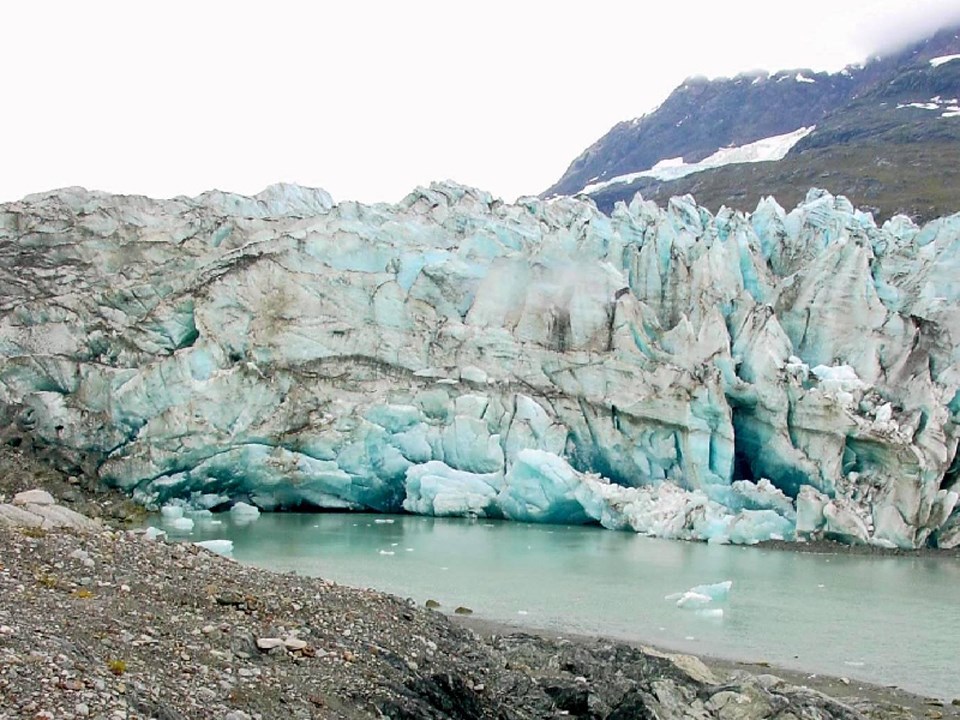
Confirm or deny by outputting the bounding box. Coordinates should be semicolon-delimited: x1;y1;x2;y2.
157;512;960;700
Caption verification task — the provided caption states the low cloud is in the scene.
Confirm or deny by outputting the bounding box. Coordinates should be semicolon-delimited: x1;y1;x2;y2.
854;0;960;56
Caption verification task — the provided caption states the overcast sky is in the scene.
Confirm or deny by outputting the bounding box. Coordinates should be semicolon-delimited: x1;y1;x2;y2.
3;0;960;205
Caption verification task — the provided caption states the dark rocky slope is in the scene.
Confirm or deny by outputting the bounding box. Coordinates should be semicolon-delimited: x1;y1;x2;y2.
545;26;960;222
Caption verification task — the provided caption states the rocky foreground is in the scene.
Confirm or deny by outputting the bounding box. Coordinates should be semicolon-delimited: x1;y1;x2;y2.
0;449;954;720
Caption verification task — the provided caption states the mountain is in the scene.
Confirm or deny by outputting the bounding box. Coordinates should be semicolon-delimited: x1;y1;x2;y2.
543;26;960;222
1;183;958;549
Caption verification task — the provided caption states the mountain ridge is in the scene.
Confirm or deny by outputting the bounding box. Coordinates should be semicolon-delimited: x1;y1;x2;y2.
543;25;960;222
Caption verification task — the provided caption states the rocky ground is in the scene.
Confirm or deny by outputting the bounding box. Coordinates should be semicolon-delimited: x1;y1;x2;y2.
0;447;954;719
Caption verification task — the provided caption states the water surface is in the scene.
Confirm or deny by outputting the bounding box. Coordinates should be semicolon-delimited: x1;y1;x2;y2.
159;512;959;699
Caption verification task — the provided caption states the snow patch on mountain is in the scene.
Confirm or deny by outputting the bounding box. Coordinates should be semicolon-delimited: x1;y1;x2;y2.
896;95;960;118
578;127;815;195
930;53;960;67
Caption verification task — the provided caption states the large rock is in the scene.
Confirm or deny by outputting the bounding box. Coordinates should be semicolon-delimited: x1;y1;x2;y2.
0;492;100;532
12;489;55;506
0;183;958;547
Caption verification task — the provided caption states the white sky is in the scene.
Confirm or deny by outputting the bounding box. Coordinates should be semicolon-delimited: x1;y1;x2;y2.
3;0;959;205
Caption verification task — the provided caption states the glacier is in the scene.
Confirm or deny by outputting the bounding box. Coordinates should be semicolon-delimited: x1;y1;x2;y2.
1;182;958;549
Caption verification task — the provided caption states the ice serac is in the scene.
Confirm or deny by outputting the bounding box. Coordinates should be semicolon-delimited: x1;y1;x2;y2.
0;183;958;549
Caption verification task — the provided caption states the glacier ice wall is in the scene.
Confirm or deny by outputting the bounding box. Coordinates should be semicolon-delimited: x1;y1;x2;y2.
1;182;958;548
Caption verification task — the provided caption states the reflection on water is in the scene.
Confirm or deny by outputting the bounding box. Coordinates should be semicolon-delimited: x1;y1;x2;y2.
157;512;960;699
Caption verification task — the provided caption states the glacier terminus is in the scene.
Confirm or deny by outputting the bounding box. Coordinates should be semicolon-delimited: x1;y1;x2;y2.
1;182;958;549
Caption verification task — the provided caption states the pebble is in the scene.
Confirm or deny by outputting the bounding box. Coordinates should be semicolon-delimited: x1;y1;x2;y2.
283;637;307;651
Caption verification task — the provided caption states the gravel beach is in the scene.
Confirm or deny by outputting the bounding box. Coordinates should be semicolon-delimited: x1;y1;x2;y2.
0;447;954;719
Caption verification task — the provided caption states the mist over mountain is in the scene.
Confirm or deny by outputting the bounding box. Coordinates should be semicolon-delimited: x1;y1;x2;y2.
857;3;960;56
543;24;960;222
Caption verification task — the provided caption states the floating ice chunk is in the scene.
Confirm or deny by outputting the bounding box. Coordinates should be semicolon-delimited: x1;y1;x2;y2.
160;504;185;521
230;502;261;522
378;549;395;556
143;526;166;541
667;580;732;609
696;608;725;619
689;580;733;600
675;592;713;609
194;539;233;556
168;517;194;531
374;518;395;524
230;501;261;517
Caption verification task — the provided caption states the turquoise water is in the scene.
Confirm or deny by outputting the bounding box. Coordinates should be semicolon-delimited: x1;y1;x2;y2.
159;512;960;699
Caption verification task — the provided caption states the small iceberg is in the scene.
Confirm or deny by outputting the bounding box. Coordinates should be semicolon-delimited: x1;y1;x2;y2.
194;539;234;556
143;526;167;541
674;592;713;609
696;608;724;619
230;502;261;522
160;504;185;521
666;580;732;610
168;517;194;532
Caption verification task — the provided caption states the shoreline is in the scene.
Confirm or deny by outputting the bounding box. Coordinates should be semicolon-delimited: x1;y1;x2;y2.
757;538;960;559
451;615;959;714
